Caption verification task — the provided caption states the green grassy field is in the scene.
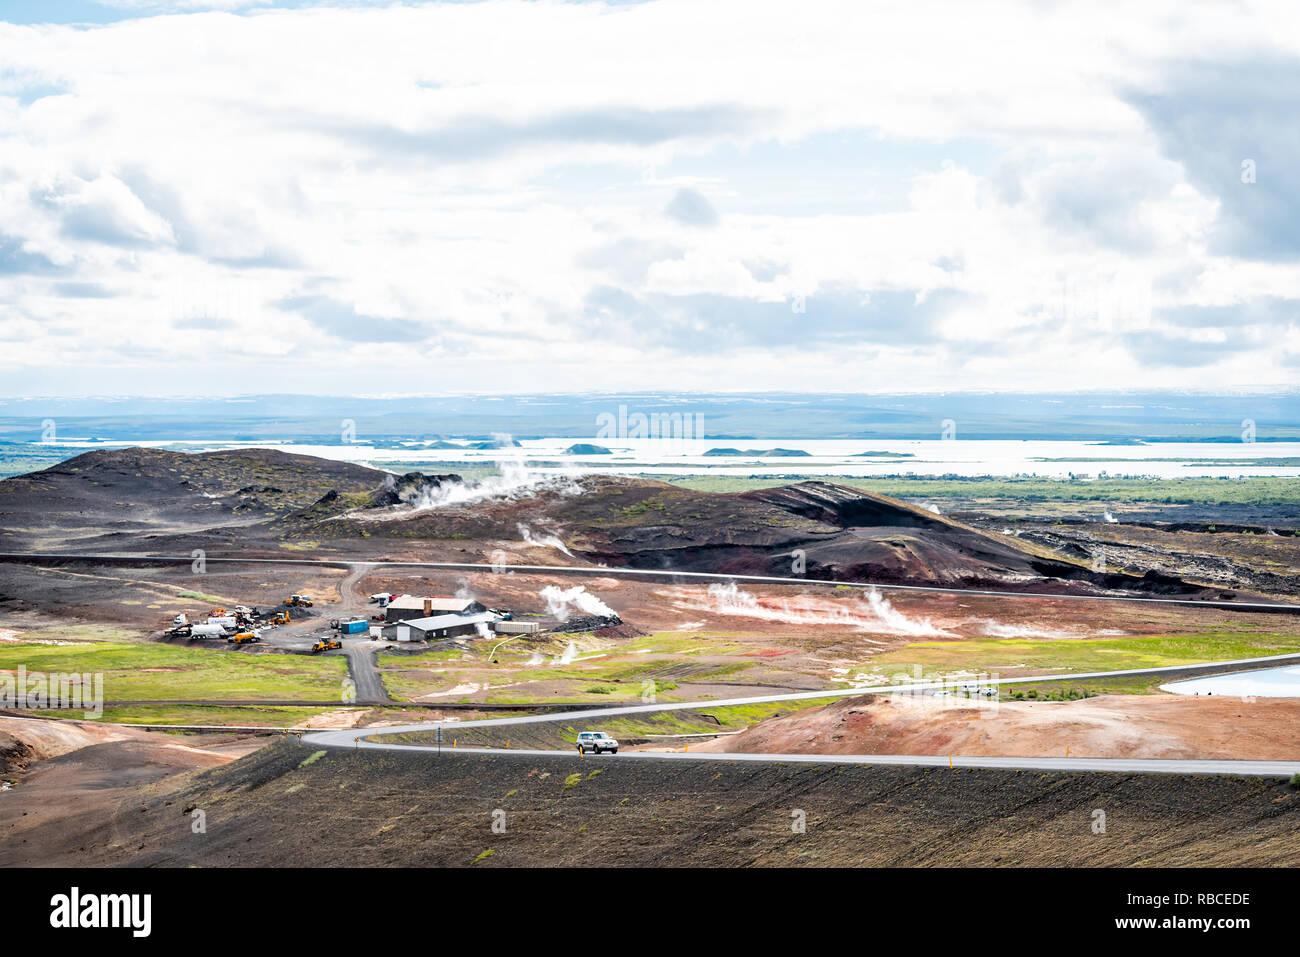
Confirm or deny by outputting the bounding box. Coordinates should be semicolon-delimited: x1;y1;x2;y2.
0;636;350;701
547;696;845;742
662;474;1300;505
846;631;1300;686
375;630;758;704
583;696;844;740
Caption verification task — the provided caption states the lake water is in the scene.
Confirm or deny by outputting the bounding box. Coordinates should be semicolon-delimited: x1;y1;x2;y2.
1160;665;1300;698
40;437;1300;479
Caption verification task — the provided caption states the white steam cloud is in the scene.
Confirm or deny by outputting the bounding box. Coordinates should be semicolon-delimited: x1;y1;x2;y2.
518;522;573;556
403;463;586;510
674;582;954;637
540;584;615;620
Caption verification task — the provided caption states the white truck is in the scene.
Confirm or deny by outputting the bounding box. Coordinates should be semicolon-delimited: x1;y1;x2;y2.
189;622;229;639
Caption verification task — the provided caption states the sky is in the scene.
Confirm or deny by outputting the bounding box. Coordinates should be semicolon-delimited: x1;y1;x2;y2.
0;0;1298;397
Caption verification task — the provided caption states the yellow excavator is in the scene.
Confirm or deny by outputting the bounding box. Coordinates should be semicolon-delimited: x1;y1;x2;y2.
269;611;290;625
284;594;313;608
311;636;341;654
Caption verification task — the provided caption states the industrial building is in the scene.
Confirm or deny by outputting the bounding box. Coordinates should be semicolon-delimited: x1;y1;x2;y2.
384;595;487;623
382;611;500;642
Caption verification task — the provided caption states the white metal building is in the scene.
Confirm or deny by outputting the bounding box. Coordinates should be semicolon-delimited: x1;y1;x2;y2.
381;611;499;642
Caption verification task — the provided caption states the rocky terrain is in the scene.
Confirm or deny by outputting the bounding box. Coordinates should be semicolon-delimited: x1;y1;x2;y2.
0;447;383;552
991;520;1300;598
0;447;1266;602
3;739;1295;867
302;471;1210;594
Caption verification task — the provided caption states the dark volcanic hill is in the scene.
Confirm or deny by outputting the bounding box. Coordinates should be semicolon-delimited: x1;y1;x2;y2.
300;472;1153;590
0;447;385;550
0;447;1207;595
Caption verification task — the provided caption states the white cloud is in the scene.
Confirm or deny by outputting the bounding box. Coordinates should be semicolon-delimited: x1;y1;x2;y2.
0;0;1298;395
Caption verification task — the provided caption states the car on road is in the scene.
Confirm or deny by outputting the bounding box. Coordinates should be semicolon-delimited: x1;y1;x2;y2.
576;731;618;755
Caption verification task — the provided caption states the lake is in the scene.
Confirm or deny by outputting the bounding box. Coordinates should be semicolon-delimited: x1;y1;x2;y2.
37;437;1300;479
1160;665;1300;698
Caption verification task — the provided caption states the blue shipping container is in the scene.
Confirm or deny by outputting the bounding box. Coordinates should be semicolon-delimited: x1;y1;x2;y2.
341;619;368;635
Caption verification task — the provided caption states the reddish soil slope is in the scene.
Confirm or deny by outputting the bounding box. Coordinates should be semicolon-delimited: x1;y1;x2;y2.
696;692;1300;761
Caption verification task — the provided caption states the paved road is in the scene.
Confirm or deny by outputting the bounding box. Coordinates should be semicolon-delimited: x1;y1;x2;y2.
2;552;1296;612
302;651;1300;778
341;643;389;705
333;563;392;705
7;551;1296;775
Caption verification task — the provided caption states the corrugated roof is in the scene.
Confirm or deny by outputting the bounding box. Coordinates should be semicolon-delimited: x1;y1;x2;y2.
386;595;480;612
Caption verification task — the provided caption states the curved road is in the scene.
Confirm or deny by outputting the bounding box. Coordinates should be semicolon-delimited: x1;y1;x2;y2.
5;551;1295;775
303;652;1300;778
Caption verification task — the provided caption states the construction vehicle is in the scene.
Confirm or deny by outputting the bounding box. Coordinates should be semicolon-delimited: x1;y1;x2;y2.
229;631;261;645
189;622;229;639
284;595;313;608
209;608;227;617
311;635;342;654
171;613;189;629
269;611;290;625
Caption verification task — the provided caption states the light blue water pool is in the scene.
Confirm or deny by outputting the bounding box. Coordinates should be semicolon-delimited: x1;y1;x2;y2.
1161;665;1300;698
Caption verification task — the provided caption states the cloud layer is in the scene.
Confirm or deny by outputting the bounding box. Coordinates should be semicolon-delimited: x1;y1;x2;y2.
1;0;1298;396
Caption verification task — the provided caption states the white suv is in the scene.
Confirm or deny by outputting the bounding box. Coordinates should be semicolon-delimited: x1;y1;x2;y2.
576;731;619;755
